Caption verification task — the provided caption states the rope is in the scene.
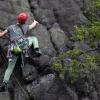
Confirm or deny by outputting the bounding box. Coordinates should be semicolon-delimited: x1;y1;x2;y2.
0;51;31;100
13;74;30;100
0;43;33;100
0;52;30;99
0;50;8;66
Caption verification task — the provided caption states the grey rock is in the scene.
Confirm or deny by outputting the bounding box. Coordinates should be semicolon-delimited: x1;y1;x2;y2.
0;0;33;28
32;24;56;56
39;0;62;10
14;87;28;100
66;40;74;49
29;0;39;9
22;64;38;83
78;54;87;62
89;91;98;100
82;97;90;100
76;78;89;98
75;70;98;99
39;55;50;67
0;0;99;100
65;86;78;100
33;8;56;29
0;92;10;100
49;23;67;53
77;0;90;11
0;35;9;48
74;42;91;51
26;74;72;100
94;68;100;99
38;55;51;74
0;56;2;65
53;6;88;35
26;74;57;100
30;0;88;35
74;0;86;9
58;95;73;100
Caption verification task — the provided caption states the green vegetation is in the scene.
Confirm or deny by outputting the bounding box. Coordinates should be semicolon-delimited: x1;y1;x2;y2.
52;49;99;84
95;0;100;8
83;0;100;20
72;21;100;48
52;0;100;84
72;0;100;48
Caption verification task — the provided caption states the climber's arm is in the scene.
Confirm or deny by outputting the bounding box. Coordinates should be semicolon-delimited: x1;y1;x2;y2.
0;30;8;37
29;20;39;30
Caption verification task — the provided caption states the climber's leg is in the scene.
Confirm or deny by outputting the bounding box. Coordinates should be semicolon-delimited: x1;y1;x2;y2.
27;36;39;49
27;36;42;57
3;56;18;83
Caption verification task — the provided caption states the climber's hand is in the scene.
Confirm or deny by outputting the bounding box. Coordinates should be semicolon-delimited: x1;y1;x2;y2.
0;30;8;37
29;20;39;30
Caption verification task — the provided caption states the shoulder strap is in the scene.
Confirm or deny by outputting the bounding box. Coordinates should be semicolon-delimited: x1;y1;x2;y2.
17;23;25;35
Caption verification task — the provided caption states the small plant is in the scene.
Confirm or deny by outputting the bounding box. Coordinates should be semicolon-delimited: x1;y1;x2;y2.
67;48;83;59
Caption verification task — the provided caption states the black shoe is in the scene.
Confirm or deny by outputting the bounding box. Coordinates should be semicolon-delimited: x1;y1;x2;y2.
0;82;7;92
34;48;42;57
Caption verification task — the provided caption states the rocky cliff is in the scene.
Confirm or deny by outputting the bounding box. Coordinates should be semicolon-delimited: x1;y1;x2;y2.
0;0;100;100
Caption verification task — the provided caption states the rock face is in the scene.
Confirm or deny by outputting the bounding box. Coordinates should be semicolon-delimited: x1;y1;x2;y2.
35;0;88;35
0;92;10;100
0;0;99;100
0;0;33;28
22;64;38;83
0;0;88;55
32;24;56;56
26;74;72;100
14;87;28;100
49;23;67;53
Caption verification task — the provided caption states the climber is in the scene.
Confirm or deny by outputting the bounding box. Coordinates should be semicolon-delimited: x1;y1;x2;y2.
0;12;42;92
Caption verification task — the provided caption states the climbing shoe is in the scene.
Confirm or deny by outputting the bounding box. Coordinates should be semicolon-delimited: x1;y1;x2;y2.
0;82;7;92
34;48;42;57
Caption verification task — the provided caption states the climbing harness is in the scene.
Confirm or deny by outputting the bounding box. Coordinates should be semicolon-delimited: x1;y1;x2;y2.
7;24;30;61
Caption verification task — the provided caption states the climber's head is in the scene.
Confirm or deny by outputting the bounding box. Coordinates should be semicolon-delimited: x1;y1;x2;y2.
17;12;28;24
